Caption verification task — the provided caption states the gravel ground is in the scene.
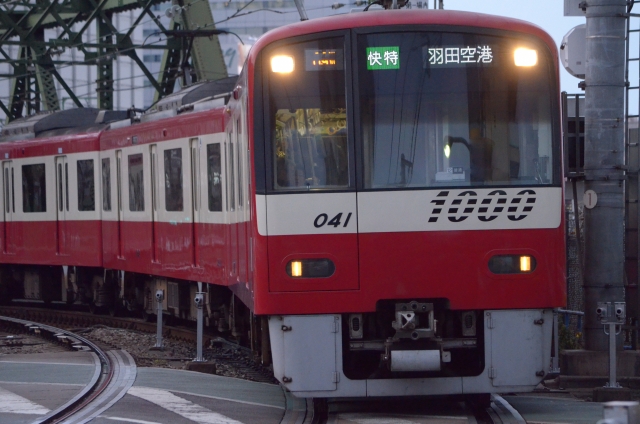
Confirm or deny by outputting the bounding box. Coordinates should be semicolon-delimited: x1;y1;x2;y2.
0;332;68;355
82;326;277;383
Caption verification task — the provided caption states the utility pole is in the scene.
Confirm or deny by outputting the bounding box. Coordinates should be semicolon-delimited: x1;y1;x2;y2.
583;0;627;351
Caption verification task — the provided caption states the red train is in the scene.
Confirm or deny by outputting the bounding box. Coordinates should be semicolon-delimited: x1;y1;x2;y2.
0;9;565;399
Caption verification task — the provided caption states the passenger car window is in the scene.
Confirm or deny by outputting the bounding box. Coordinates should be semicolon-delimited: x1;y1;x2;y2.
22;164;46;213
128;154;144;212
207;143;223;212
102;158;111;211
77;159;95;211
164;148;183;212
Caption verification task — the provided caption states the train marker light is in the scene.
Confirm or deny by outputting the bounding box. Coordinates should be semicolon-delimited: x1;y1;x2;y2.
520;255;532;272
488;255;536;274
271;55;294;73
514;48;537;67
291;261;303;277
286;259;336;278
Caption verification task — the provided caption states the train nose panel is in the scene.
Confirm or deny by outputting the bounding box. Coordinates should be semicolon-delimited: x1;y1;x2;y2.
265;192;359;292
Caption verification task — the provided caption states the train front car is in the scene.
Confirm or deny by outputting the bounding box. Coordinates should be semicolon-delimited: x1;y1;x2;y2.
249;10;565;398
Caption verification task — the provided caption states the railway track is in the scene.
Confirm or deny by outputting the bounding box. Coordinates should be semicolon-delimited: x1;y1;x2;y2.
0;305;202;343
0;304;277;384
293;394;524;423
0;314;136;423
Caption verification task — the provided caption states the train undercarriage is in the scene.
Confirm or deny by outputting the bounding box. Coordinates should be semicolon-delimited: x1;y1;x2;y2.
0;264;254;344
0;264;553;399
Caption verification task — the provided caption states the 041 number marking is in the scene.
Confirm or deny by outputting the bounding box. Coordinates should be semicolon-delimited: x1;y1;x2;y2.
314;212;353;228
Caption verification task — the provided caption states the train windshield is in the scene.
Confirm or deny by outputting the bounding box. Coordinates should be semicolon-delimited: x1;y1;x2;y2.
358;31;558;188
267;36;349;191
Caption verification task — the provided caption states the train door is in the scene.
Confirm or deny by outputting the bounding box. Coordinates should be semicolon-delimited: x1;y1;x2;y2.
55;156;68;255
2;161;14;254
150;145;158;262
116;150;123;258
190;138;200;266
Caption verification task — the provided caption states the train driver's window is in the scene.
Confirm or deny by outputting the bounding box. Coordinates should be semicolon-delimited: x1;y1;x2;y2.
128;154;144;211
77;159;95;211
207;143;223;212
102;158;111;211
22;164;46;213
268;36;349;191
164;148;183;212
358;32;557;188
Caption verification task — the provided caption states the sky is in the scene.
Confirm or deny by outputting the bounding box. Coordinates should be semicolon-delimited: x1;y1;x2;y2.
444;0;587;93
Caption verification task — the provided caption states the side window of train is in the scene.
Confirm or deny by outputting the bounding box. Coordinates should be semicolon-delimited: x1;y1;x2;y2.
4;165;13;214
4;167;9;214
207;143;223;212
164;148;183;212
77;159;95;211
102;158;111;211
128;154;144;211
228;132;236;212
236;119;243;210
22;164;46;213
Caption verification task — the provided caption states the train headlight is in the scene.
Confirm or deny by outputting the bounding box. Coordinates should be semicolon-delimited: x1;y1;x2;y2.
286;259;335;278
514;48;537;67
271;55;295;73
488;255;536;274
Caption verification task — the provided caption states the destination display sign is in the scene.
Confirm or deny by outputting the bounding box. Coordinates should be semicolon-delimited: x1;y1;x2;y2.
305;49;344;71
423;45;495;67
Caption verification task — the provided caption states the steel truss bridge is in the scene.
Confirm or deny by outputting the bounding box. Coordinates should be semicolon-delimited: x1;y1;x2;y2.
0;0;228;121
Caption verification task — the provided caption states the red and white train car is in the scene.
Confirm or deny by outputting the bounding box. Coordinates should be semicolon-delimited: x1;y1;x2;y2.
0;9;565;400
245;9;565;398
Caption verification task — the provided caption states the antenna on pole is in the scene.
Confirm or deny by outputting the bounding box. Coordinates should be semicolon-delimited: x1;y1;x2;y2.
293;0;309;21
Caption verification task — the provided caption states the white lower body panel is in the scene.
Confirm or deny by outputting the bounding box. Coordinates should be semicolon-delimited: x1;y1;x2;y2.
268;309;553;398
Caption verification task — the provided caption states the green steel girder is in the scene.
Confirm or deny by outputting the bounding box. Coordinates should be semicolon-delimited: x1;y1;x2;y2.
179;0;227;82
1;0;165;31
154;19;183;103
95;13;114;110
0;0;228;121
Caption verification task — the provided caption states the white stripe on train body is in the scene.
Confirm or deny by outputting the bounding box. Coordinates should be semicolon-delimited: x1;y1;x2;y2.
257;187;561;236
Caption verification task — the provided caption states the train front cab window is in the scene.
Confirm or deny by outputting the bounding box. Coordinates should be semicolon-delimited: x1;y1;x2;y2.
356;31;559;189
266;35;351;191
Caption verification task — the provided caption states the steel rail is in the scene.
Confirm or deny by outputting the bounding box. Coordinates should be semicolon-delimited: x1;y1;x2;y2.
0;314;113;424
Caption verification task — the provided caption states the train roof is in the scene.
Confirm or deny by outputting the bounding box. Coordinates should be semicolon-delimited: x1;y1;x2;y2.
148;77;237;114
0;130;102;159
108;77;237;130
0;108;128;143
251;9;557;56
